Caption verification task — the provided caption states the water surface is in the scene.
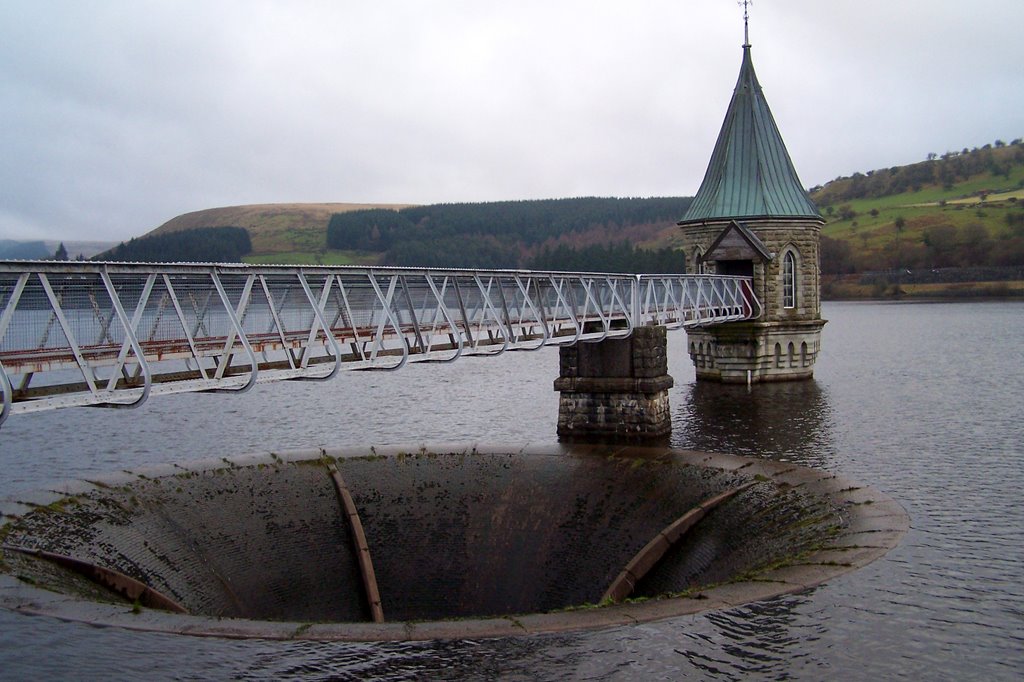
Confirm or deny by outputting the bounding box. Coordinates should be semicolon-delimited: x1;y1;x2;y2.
1;301;1021;680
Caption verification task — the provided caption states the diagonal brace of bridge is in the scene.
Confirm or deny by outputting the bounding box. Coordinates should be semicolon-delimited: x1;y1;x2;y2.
0;262;759;425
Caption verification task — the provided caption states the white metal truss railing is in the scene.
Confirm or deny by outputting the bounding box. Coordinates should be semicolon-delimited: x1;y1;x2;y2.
634;274;762;329
0;262;758;424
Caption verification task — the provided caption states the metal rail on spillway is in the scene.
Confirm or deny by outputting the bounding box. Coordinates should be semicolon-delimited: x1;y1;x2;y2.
0;262;760;425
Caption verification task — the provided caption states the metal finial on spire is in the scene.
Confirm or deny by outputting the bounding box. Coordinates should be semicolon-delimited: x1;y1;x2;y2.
740;0;752;46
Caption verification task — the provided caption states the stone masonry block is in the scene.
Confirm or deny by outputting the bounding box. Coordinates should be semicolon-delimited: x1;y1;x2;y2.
556;326;673;438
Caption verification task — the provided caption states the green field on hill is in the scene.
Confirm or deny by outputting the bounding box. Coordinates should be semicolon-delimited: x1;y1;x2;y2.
809;143;1024;296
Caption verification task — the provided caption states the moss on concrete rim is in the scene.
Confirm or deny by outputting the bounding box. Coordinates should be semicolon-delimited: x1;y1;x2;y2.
0;444;908;642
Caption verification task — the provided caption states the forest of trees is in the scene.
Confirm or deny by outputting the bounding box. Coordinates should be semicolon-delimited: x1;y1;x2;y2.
98;226;252;263
528;242;685;273
327;197;693;270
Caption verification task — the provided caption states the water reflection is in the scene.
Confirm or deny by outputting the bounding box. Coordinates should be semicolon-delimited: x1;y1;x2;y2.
672;379;834;468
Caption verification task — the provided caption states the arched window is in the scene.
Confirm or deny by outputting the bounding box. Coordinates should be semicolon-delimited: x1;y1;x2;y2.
693;247;705;275
782;251;796;309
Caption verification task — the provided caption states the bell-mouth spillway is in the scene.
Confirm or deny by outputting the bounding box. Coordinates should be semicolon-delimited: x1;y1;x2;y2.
0;445;907;641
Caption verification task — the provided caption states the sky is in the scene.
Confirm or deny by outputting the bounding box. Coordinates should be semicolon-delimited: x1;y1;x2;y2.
1;1;1022;243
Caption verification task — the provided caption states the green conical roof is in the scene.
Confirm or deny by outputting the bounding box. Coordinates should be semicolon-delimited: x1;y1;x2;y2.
680;45;821;224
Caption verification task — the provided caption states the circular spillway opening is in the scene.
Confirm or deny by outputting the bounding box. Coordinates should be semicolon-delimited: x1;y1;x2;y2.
0;445;907;641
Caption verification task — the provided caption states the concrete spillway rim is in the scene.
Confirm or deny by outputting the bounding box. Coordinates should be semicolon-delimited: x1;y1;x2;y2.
0;443;909;642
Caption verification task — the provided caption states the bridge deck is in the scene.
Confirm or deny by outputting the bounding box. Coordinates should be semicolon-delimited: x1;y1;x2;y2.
0;262;759;424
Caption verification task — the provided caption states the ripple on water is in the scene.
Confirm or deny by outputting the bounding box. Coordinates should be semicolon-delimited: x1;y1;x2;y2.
1;301;1023;679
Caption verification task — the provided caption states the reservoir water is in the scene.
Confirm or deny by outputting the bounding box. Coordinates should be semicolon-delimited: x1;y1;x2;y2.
1;301;1021;680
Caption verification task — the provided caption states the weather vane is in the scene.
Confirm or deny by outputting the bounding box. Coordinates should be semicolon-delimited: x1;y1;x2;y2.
740;0;752;46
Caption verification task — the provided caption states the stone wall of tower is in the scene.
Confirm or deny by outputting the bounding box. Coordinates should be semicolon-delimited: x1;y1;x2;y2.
683;321;824;383
679;217;825;383
756;221;822;322
680;217;822;321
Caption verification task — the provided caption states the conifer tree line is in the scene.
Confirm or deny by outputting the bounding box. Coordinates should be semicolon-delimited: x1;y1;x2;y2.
98;226;252;263
327;197;692;272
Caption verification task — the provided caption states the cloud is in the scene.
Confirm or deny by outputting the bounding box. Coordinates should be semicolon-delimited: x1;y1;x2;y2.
1;0;1021;242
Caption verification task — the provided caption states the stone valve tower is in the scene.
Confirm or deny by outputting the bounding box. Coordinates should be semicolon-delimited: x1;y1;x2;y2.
678;31;825;384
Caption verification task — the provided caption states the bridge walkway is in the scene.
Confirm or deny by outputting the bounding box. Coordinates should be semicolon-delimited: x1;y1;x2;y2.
0;262;760;424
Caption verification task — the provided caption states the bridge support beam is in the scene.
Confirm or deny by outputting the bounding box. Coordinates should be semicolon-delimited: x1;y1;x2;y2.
554;325;674;439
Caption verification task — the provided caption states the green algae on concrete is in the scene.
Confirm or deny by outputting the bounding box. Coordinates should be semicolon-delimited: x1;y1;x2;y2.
0;445;907;641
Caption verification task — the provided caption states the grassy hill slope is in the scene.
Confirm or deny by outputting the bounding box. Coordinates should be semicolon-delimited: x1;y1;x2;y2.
808;141;1024;298
149;202;412;264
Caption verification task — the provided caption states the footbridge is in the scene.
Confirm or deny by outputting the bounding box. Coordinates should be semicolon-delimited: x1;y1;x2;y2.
0;262;759;429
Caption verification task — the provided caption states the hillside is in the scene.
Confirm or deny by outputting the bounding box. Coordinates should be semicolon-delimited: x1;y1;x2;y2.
0;239;50;260
149;202;413;263
143;197;693;271
808;140;1024;297
131;139;1024;296
1;239;116;261
97;227;253;263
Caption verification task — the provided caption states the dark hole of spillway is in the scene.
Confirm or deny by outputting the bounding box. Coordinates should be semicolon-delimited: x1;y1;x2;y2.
0;446;907;640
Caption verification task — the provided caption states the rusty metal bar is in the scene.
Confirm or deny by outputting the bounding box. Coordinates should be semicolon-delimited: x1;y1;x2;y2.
325;461;384;623
601;481;758;604
2;545;188;613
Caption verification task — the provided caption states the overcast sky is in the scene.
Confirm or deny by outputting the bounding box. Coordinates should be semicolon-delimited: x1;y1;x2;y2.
1;1;1021;243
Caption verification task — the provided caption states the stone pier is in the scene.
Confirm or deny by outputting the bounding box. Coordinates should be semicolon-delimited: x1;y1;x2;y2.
554;325;673;438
